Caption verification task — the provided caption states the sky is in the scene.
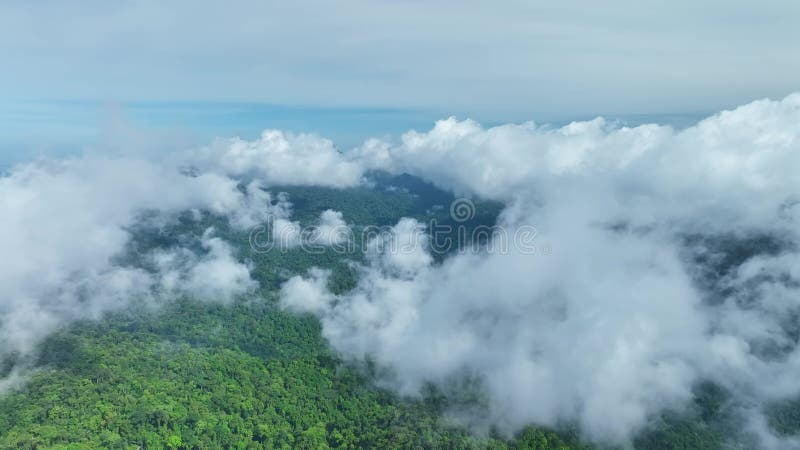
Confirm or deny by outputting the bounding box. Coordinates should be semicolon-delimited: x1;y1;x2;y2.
2;0;799;164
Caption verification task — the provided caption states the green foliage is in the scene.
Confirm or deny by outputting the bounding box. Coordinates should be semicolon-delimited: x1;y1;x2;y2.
0;173;767;449
0;300;583;449
767;396;800;437
512;427;587;450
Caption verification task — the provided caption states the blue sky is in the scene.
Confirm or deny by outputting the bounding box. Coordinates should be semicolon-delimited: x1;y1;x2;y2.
2;0;799;165
0;100;442;166
0;99;710;167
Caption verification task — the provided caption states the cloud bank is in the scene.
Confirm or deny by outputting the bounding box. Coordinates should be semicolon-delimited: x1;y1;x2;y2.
282;93;800;447
3;93;800;447
0;131;359;359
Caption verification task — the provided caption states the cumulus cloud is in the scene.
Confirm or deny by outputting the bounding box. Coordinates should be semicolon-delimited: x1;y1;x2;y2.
282;93;800;447
152;228;257;303
0;156;247;355
366;94;800;232
248;206;354;252
306;210;351;247
0;127;362;360
190;129;365;188
282;212;711;444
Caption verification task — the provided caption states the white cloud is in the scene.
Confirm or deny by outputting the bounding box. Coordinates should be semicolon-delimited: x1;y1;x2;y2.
3;91;800;447
192;130;365;188
154;228;257;303
283;93;800;447
0;155;261;356
282;214;708;444
306;209;351;247
0;128;363;360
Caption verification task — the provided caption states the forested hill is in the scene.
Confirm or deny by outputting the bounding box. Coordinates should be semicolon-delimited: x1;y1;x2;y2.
0;174;790;449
